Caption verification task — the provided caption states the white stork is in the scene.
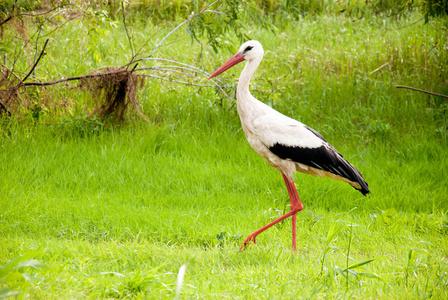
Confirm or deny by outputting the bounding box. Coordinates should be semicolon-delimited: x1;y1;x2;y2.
208;40;370;251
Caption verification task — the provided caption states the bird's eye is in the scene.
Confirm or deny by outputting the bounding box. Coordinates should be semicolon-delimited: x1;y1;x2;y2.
243;46;253;53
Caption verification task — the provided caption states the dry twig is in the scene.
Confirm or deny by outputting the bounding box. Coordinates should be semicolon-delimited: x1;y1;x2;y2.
395;85;448;99
23;69;133;87
121;0;134;61
22;38;49;82
0;15;13;27
135;0;221;61
369;62;390;75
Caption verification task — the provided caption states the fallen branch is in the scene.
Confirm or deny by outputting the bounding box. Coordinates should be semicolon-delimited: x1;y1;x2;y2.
17;62;234;101
22;68;133;87
394;85;448;99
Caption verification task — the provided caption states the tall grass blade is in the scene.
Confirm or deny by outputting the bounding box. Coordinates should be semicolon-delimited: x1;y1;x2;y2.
345;257;386;270
335;265;348;279
175;264;187;300
326;222;343;245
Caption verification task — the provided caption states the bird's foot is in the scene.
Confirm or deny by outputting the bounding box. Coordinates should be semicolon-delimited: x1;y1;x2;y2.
240;233;257;250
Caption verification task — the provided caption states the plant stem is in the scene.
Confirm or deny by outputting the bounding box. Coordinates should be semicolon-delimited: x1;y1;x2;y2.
121;0;134;62
346;223;353;290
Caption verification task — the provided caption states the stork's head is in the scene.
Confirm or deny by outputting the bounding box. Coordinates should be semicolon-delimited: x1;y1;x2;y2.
208;40;264;79
238;40;264;62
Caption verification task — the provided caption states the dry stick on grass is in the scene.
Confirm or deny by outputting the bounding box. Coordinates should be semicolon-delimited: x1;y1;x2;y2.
369;62;390;75
395;85;448;99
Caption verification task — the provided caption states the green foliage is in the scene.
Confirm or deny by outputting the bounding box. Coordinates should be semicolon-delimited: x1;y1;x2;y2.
54;115;104;139
0;251;47;298
101;268;161;298
422;0;448;21
320;220;344;276
187;0;274;53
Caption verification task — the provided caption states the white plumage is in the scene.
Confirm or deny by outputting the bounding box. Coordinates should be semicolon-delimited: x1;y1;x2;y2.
209;40;369;251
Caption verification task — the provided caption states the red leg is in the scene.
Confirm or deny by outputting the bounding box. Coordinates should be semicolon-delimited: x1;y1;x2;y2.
282;174;303;252
240;174;303;251
292;214;297;251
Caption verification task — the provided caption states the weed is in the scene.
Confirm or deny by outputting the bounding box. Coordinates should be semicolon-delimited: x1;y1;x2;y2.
54;115;104;138
320;220;344;276
0;251;47;298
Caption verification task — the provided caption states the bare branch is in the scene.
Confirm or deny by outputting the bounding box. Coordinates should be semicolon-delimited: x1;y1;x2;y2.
140;58;232;99
121;0;135;62
0;100;11;116
39;2;94;38
395;85;448;99
0;62;23;83
138;61;233;101
129;63;138;73
0;15;13;27
396;17;425;30
141;58;218;80
142;0;221;59
131;28;163;64
138;67;195;78
13;62;229;98
19;2;69;18
139;74;214;87
22;69;131;87
22;38;49;82
139;63;219;77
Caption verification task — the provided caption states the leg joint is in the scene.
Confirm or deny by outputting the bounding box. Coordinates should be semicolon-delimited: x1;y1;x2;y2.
291;202;303;212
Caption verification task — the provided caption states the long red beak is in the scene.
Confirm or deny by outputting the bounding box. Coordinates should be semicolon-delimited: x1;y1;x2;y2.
208;52;245;79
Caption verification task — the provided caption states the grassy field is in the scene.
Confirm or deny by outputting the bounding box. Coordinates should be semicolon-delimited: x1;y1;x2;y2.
1;3;448;299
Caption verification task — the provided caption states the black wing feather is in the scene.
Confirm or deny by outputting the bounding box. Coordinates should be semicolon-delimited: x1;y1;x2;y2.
268;137;370;196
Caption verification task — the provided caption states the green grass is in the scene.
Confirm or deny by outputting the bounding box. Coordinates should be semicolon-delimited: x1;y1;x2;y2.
1;5;448;299
2;121;447;298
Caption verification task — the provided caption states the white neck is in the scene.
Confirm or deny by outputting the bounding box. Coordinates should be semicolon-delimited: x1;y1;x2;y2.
234;51;274;139
236;58;261;100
